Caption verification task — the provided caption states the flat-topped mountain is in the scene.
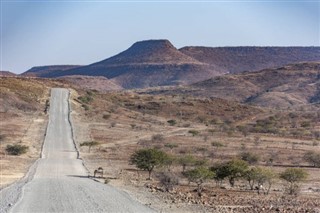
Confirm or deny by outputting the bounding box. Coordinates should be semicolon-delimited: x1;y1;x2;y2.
22;65;82;77
38;40;224;89
19;40;320;90
100;39;203;65
180;46;320;73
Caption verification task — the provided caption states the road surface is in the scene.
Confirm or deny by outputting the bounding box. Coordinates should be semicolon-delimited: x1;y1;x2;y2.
4;88;154;213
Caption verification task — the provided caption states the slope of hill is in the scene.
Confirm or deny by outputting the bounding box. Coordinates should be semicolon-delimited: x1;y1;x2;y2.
41;40;225;89
141;62;320;109
0;77;69;114
0;71;16;77
58;75;123;91
180;46;320;73
21;65;82;77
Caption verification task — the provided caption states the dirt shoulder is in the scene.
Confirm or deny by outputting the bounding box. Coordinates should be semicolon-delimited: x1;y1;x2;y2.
0;113;47;188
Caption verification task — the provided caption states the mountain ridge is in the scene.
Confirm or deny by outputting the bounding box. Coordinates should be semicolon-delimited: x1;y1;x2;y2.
19;39;320;90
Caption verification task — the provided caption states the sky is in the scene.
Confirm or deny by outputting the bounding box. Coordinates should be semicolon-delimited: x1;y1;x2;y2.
1;1;319;74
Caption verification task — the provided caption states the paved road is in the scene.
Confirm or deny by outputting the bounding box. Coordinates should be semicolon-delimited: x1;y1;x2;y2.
9;88;153;213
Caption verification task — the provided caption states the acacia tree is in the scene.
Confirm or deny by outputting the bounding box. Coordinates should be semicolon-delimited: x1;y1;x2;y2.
178;155;196;172
211;163;230;186
211;159;249;187
183;166;215;196
280;168;308;195
225;159;249;187
245;167;275;194
130;148;168;180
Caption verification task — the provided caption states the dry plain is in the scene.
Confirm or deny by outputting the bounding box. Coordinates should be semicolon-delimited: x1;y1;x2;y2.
0;77;320;212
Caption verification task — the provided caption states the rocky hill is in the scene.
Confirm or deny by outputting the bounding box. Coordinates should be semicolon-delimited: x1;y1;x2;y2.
180;46;320;73
38;40;224;89
142;62;320;109
22;65;82;77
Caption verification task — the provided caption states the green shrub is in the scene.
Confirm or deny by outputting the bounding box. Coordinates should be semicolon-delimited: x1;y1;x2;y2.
6;144;29;155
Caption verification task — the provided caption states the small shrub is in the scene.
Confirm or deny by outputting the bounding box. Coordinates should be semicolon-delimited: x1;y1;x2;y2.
167;120;177;126
239;151;260;164
151;134;164;143
130;124;136;129
0;134;5;142
303;151;320;167
211;141;224;147
157;172;179;191
6;144;29;155
82;104;89;111
188;130;199;136
103;114;111;120
164;143;178;150
104;178;110;184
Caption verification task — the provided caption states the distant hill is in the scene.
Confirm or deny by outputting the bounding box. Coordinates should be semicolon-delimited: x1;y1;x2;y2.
180;46;320;73
19;40;320;90
21;65;82;77
58;75;123;91
37;40;225;89
142;62;320;109
0;71;16;77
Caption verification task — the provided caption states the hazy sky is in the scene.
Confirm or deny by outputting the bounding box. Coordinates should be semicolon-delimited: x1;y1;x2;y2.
1;1;319;74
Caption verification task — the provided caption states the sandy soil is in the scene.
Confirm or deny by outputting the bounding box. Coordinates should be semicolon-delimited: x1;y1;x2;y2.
0;114;47;188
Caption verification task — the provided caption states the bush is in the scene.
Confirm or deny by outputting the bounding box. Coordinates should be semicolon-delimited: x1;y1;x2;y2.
78;95;93;104
188;130;200;136
183;166;215;196
151;134;164;143
103;114;111;120
82;104;89;111
6;144;29;155
157;172;179;191
167;120;177;126
164;143;178;150
244;167;275;194
303;151;320;167
280;168;308;195
211;141;224;147
239;152;260;165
